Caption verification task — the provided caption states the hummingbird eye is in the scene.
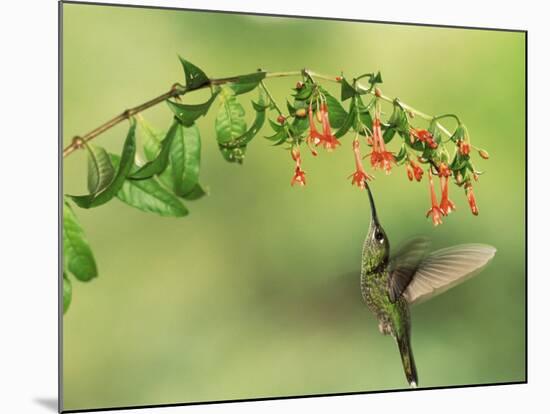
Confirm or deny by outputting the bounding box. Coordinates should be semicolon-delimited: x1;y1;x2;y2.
375;230;384;242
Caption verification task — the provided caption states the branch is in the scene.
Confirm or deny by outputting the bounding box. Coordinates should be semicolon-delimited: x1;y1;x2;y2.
62;69;450;158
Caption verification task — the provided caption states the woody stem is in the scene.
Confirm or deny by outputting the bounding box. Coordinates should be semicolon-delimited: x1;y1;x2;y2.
63;69;455;158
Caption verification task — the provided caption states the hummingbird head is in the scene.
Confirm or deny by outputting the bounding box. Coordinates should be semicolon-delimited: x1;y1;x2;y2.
364;181;390;262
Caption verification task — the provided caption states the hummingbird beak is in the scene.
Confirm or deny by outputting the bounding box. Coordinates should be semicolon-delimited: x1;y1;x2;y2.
364;180;380;226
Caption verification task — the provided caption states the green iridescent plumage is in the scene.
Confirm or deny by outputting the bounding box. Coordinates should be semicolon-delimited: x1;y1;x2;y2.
359;182;496;388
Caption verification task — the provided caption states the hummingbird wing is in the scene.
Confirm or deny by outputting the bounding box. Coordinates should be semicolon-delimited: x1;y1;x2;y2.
403;244;497;305
387;237;431;303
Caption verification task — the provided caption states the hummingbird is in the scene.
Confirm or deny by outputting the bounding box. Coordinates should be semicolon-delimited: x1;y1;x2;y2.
360;181;496;388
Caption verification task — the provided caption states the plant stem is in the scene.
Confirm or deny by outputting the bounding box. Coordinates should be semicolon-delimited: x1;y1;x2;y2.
63;69;454;158
259;80;284;116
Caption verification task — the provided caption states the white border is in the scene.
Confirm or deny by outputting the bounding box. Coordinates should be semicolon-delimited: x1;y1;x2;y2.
1;1;546;413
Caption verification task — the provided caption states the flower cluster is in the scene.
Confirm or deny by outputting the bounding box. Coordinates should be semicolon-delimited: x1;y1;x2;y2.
280;77;489;227
307;102;340;151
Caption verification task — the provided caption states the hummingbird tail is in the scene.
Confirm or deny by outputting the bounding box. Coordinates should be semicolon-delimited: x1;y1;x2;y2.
396;334;418;388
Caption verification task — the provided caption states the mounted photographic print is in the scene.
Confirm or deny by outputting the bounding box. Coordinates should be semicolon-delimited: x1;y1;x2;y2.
60;1;527;412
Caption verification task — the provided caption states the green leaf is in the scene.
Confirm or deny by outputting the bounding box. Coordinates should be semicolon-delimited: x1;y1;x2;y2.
369;71;383;85
394;145;407;163
170;124;203;196
450;124;466;143
182;183;207;200
111;154;189;217
340;78;356;101
321;88;348;129
334;111;355;138
63;198;97;281
70;120;137;208
139;119;175;190
289;116;309;136
383;127;397;144
229;72;266;95
265;128;288;145
428;120;443;146
179;56;209;90
387;102;409;133
129;119;180;180
139;118;206;200
215;87;247;144
220;91;268;163
63;273;72;314
293;83;314;100
353;96;373;135
167;92;219;127
86;144;115;194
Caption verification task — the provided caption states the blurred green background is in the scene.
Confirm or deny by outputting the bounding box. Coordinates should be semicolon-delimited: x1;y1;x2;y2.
62;3;526;411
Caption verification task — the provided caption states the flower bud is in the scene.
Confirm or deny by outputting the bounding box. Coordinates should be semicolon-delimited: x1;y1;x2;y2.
479;149;490;159
277;115;286;124
295;108;307;118
296;81;304;90
374;87;382;98
335;76;342;82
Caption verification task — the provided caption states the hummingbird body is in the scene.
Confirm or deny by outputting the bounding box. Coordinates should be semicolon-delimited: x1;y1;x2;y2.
358;182;496;388
360;207;417;387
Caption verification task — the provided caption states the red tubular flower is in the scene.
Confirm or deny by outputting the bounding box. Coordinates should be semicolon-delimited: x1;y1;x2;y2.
406;163;414;181
458;140;471;156
410;128;438;149
319;102;340;151
349;139;373;189
307;106;324;147
438;162;451;177
439;175;456;215
465;183;479;215
369;112;395;174
426;170;444;226
290;147;306;187
406;159;423;182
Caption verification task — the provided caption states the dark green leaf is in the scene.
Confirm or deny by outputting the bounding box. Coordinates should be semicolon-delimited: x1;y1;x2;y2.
63;198;97;281
340;78;356;101
321;88;348;129
293;83;314;100
86;144;115;194
111;154;188;217
265;128;288;145
286;100;296;116
335;99;356;138
290;116;309;136
70;120;137;208
179;56;209;90
383;127;397;143
167;92;219;127
394;145;407;163
269;119;284;132
129;119;179;180
370;71;383;84
215;87;247;144
229;72;266;95
63;273;72;314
